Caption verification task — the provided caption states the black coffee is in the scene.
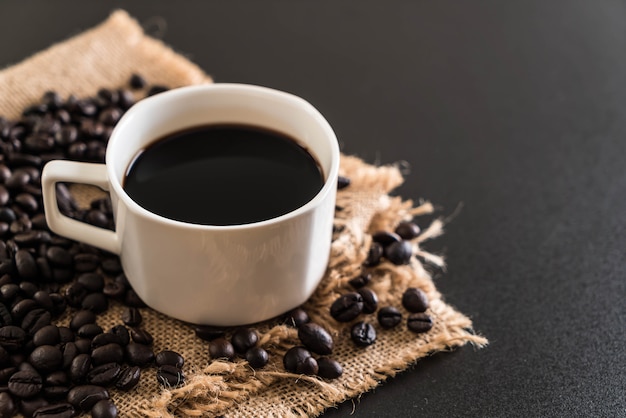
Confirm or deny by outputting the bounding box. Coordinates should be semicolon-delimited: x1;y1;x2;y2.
123;124;325;225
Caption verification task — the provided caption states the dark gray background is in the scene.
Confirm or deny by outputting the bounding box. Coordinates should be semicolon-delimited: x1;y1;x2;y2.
1;1;624;417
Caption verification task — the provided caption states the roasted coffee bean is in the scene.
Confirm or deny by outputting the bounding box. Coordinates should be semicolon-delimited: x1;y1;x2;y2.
91;399;118;418
19;361;38;375
0;284;19;303
32;291;53;312
32;325;60;347
372;231;402;248
87;362;121;386
85;210;108;228
129;73;147;89
61;343;78;370
384;240;413;265
286;307;309;328
155;350;184;369
100;258;121;275
231;328;258;354
99;108;122;126
74;339;92;355
330;292;363;322
115;366;141;391
15;193;38;213
91;333;123;349
363;242;383;267
76;273;104;292
124;289;146;308
157;364;185;388
283;346;312;373
357;288;378;314
32;402;75;418
316;357;343;379
395;221;421;240
193;325;225;341
297;323;333;355
0;186;8;206
81;292;108;313
0;366;17;384
73;253;99;272
0;208;17;224
121;307;142;327
69;354;91;383
147;85;169;96
64;283;88;309
245;347;269;369
91;344;124;366
8;369;43;398
57;326;73;344
102;281;125;299
0;303;11;327
15;249;38;279
28;345;63;373
130;328;153;345
297;356;319;375
0;345;8;366
208;338;235;361
69;310;96;331
0;391;17;416
55;125;78;146
350;322;376;347
401;287;429;313
22;309;51;335
11;299;38;323
5;170;30;189
44;371;69;387
377;306;402;329
67;385;109;411
109;325;130;346
337;175;351;190
20;397;49;418
19;282;39;298
348;272;371;289
76;323;103;339
124;343;154;367
0;260;14;276
117;90;135;110
407;313;433;334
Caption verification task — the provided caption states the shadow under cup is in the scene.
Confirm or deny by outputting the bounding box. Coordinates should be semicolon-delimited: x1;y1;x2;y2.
103;84;340;325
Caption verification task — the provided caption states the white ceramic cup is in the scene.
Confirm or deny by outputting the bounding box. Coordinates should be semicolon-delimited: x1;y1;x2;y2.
41;84;339;326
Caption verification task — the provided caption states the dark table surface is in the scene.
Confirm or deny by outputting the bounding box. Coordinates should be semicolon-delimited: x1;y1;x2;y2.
1;1;625;417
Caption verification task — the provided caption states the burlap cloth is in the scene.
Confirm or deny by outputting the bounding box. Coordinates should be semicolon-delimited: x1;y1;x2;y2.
0;10;487;417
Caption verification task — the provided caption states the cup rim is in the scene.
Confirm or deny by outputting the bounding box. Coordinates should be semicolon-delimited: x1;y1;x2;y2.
106;83;340;230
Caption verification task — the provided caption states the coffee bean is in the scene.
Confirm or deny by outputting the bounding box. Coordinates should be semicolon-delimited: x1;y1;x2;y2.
73;253;99;272
102;281;125;299
19;282;38;297
245;347;269;369
69;354;91;383
337;175;351;190
124;289;146;308
384;240;413;265
124;343;154;367
395;221;421;240
100;258;121;275
0;366;17;384
32;291;53;312
91;333;123;349
0;345;8;365
130;328;153;345
0;391;17;416
115;365;141;391
407;313;433;334
157;365;185;388
76;323;103;339
209;338;235;361
297;356;319;375
76;273;104;292
61;343;78;370
363;242;383;267
57;326;74;343
155;350;184;369
285;307;309;328
109;325;130;346
81;292;108;313
372;231;402;248
32;325;60;346
147;85;169;96
45;371;69;387
32;403;75;418
348;321;376;348
401;287;429;313
193;325;225;341
316;357;343;379
91;399;118;418
117;90;135;110
377;306;402;329
231;328;258;354
74;339;92;355
8;369;43;398
283;346;312;373
357;288;378;314
28;345;63;373
0;304;11;327
21;309;51;335
67;385;109;411
64;283;87;309
19;397;49;418
348;272;371;289
121;307;142;327
330;292;363;322
15;250;38;279
0;285;18;303
91;344;124;366
87;362;122;386
297;323;333;355
69;310;96;331
11;299;38;323
129;73;147;89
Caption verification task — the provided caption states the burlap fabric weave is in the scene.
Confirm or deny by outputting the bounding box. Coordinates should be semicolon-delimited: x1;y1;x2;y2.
0;10;487;417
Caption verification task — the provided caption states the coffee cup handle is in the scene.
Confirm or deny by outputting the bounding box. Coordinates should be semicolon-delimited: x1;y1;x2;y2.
41;161;120;255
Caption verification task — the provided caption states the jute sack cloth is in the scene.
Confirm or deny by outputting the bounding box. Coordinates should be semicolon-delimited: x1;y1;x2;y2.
0;10;487;417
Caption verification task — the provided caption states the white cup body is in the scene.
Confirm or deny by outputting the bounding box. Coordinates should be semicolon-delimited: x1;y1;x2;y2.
42;84;339;326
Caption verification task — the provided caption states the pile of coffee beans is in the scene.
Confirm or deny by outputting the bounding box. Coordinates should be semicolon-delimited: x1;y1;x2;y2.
363;222;421;267
206;327;270;370
0;75;187;417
